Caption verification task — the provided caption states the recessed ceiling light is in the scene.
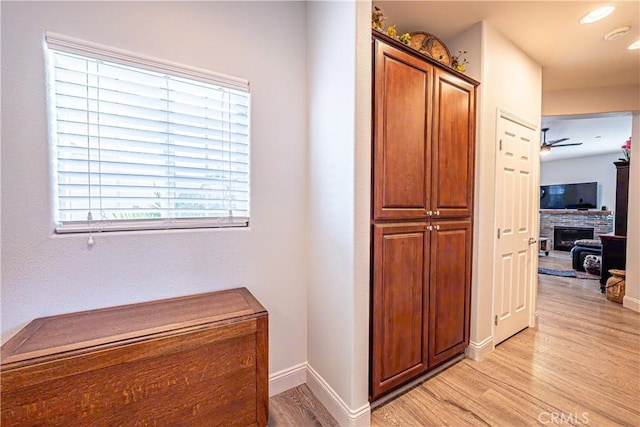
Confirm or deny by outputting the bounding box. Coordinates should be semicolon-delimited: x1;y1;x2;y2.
604;26;630;41
580;5;615;24
629;40;640;50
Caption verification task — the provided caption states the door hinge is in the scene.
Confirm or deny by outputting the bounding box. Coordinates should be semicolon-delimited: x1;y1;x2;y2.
495;315;498;326
499;139;502;151
497;228;501;239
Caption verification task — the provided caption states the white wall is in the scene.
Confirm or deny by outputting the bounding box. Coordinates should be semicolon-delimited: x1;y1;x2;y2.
0;1;309;375
446;24;482;83
353;0;373;416
306;1;371;423
541;153;621;212
469;21;542;358
624;112;640;312
543;85;640;116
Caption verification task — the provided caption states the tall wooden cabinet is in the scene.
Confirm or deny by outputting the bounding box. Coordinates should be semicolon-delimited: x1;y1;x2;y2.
370;32;478;400
614;161;629;236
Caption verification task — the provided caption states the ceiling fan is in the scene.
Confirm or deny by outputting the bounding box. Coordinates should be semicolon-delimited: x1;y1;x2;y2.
540;127;583;154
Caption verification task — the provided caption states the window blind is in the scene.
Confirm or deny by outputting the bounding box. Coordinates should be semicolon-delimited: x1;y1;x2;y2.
46;32;250;233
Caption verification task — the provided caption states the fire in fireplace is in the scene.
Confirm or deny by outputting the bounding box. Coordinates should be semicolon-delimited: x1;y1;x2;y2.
553;226;595;251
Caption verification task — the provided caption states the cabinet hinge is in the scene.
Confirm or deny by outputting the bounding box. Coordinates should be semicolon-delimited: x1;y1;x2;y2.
497;228;501;239
499;139;502;151
495;315;498;326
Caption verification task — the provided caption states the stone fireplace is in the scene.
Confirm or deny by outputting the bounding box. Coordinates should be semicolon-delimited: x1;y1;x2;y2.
539;210;614;251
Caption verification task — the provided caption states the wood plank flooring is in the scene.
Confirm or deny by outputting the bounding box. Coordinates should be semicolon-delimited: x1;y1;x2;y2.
269;251;640;426
269;384;339;426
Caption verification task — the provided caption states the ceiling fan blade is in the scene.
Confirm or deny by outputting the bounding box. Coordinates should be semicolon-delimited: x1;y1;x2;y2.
552;142;583;147
548;137;570;145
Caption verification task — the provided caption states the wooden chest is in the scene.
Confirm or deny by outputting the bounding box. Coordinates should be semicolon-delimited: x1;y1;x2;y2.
1;287;268;426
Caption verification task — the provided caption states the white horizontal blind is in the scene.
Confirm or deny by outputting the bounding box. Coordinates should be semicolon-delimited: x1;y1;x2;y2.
46;33;250;233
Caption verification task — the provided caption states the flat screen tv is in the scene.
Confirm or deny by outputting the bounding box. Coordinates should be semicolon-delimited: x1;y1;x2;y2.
540;182;597;210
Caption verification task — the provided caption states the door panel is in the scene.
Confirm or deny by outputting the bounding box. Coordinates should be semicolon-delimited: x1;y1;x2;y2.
371;223;429;398
431;71;476;218
428;220;471;366
373;40;432;220
494;112;538;345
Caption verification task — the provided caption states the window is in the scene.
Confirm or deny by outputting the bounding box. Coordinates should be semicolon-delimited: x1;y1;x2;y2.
46;32;250;233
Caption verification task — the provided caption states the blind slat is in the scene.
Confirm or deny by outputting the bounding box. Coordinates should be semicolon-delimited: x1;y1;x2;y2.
47;36;251;232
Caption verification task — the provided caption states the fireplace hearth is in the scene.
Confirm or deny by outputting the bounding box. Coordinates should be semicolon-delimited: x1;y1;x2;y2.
553;226;594;251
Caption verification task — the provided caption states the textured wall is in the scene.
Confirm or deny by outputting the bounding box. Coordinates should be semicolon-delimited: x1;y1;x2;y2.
623;112;639;311
541;152;621;213
470;21;543;356
0;1;309;376
306;1;371;422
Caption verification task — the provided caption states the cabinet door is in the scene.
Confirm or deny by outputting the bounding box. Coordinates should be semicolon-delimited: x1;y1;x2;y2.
373;39;433;220
428;220;471;367
431;70;476;218
371;223;429;399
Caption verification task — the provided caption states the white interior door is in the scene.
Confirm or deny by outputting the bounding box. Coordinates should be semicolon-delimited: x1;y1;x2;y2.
493;110;539;345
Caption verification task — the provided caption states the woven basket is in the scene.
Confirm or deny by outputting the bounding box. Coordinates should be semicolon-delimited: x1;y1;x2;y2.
606;269;626;304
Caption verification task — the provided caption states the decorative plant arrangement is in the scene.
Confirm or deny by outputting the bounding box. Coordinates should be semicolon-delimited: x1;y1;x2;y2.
372;6;411;45
372;6;470;74
621;137;631;162
450;50;469;73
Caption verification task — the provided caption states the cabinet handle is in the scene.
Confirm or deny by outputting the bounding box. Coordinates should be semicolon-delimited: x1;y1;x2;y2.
435;210;441;216
428;225;433;231
427;211;433;216
435;225;441;230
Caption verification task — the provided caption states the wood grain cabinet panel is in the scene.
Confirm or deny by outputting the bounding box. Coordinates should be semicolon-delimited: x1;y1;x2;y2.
371;223;430;398
432;70;476;218
370;31;477;401
429;220;472;366
1;288;268;427
373;38;433;220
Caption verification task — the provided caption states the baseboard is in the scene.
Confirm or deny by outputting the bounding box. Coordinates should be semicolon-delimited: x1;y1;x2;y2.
623;295;640;312
306;363;371;427
268;362;307;397
370;354;464;410
465;336;494;360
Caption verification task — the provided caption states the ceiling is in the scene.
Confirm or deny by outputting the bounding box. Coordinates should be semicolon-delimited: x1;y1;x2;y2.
373;1;639;160
541;112;632;161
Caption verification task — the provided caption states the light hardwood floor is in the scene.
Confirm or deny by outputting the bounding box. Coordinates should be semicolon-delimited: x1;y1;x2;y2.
269;384;339;426
270;251;640;426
